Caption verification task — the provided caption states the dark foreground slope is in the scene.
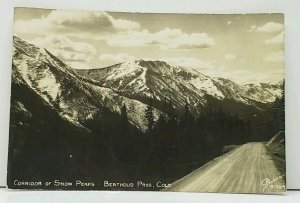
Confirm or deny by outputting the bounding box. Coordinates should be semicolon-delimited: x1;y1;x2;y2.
8;37;155;189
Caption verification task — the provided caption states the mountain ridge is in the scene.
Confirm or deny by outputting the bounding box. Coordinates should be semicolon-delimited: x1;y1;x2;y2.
12;36;162;131
12;36;284;131
75;59;283;118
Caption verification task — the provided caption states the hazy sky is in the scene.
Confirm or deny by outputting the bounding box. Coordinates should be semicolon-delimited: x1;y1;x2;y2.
14;8;284;84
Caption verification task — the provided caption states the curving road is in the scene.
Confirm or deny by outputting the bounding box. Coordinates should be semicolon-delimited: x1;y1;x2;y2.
166;143;286;194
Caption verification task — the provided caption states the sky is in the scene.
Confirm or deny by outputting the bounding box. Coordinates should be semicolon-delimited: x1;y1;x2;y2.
13;8;284;84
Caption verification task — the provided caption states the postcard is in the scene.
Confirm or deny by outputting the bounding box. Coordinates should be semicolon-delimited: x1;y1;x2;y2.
7;8;285;194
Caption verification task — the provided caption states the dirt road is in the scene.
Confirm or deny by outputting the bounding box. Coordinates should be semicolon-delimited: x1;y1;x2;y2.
166;143;286;194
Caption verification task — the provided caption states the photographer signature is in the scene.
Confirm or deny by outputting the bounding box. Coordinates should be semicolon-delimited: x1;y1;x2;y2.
261;175;285;192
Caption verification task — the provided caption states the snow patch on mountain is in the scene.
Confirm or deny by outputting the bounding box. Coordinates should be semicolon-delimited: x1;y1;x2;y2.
13;51;61;104
89;84;161;131
34;67;61;100
244;82;283;103
106;60;139;80
190;77;225;99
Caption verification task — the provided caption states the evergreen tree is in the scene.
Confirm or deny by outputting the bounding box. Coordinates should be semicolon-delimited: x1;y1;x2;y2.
145;103;154;133
182;99;194;134
121;103;128;121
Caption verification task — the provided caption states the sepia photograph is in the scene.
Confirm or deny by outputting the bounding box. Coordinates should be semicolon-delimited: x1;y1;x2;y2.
7;7;285;194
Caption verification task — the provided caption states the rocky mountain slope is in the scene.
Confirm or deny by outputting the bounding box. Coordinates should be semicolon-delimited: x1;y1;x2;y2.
76;60;283;117
11;36;161;131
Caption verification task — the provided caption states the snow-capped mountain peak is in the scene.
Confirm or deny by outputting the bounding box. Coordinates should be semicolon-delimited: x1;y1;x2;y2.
76;59;283;116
